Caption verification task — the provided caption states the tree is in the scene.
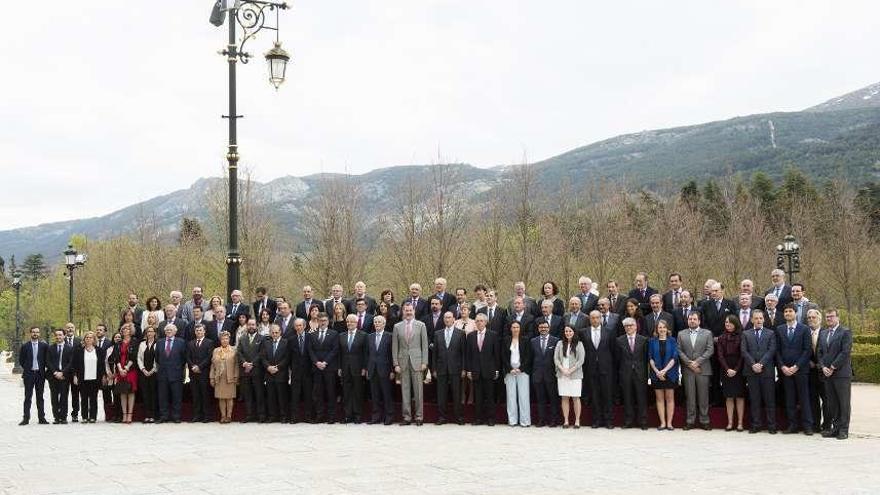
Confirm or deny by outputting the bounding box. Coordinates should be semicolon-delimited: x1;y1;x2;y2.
22;254;48;282
509;162;540;287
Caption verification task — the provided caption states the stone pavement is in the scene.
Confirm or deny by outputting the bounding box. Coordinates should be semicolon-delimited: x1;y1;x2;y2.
1;354;878;495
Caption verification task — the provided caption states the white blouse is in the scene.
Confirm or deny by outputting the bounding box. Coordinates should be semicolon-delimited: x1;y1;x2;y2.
83;348;98;381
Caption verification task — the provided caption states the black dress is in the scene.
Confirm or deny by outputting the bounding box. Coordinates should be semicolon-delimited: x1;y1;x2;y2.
716;332;745;398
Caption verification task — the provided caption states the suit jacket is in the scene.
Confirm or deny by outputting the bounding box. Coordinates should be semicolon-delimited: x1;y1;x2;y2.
295;299;325;320
529;334;559;383
433;292;457;313
46;343;74;378
236;331;264;378
643;311;675;338
817;326;853;378
286;331;312;379
501;335;533;375
607;294;627;315
733;308;755;331
182;318;208;342
465;330;500;379
421;312;445;343
206;319;236;346
792;300;820;325
19;340;48;374
252;297;278;321
581;327;615;377
392;319;429;371
741;327;777;378
71;346;107;383
433;327;466;376
403;297;430;320
763;307;784;329
672;306;698;336
261;338;290;382
764;284;793;307
575;292;598;315
308;328;340;372
352;313;375;333
186;338;215;375
535;314;564;339
538;297;565;317
154;337;187;382
366;331;394;379
599;312;619;334
676;328;714;376
345;295;377;315
339;330;369;375
699;298;736;337
647;337;679;383
661;290;683;314
224;302;251;322
506;311;536;339
775;323;812;373
562;311;589;332
274;314;296;339
477;305;509;336
179;300;209;325
157;317;189;338
616;333;649;382
506;295;540;318
627;286;658;314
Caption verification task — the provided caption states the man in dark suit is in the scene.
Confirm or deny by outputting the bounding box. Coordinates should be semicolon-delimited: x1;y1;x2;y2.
237;318;265;423
764;269;793;307
465;314;500;426
155;324;187;423
121;293;145;338
253;287;278;321
790;283;819;325
285;318;312;423
535;300;563;339
661;272;684;314
776;304;814;434
433;312;466;425
605;280;627;315
262;324;289;422
643;294;674;338
294;285;325;320
366;315;395;425
338;315;369;423
421;297;445;340
186;325;215;422
575;276;599;314
627;271;657;315
309;313;340;423
735;293;755;331
433;277;457;313
352;298;375;333
346;281;378;315
563;297;589;332
405;283;430;320
739;279;765;310
805;309;828;432
19;326;49;425
506;297;536;339
616;318;649;429
672;291;698;336
206;306;235;346
273;302;296;338
530;321;559;427
225;289;251;322
596;298;620;334
582;311;616;428
700;282;736;337
507;281;539;317
324;284;348;319
763;294;784;329
157;305;188;342
61;322;82;422
477;290;508;336
93;324;115;421
818;308;852;440
182;305;209;342
449;287;468;319
742;310;777;434
47;329;73;424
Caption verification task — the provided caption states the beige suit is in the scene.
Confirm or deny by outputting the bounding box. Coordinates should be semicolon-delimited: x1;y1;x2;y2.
393;318;429;421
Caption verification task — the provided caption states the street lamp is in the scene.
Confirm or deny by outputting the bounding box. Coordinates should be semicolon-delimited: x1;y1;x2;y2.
63;244;87;323
210;0;291;299
775;234;800;283
11;270;23;374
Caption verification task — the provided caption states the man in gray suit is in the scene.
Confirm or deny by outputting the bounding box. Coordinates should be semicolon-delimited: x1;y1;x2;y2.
596;298;619;334
742;310;778;434
818;308;852;440
677;312;714;430
563;297;589;332
393;302;429;426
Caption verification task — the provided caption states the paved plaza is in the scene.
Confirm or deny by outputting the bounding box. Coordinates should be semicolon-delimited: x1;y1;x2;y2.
1;355;878;495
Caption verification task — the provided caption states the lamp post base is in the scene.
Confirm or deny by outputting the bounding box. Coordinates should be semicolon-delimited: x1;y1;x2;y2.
11;342;23;374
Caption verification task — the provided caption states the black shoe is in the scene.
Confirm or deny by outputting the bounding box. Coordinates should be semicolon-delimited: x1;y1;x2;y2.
415;420;423;426
71;417;79;423
436;419;446;425
399;420;411;426
384;420;393;425
18;419;29;426
155;419;165;424
534;421;544;428
38;418;49;424
784;427;798;434
821;429;837;438
548;422;558;428
173;419;181;424
837;431;848;440
487;421;495;426
59;419;68;424
606;424;614;430
768;428;777;434
701;424;712;431
591;423;601;429
804;428;814;436
640;424;648;430
456;419;464;425
472;421;483;426
683;423;693;431
749;428;759;434
622;423;633;429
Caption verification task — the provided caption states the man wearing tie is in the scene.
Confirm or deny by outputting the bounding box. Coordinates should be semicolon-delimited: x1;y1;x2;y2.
764;269;793;307
627;272;657;315
225;289;251;322
208;306;235;345
393;303;429;426
295;285;325;320
406;283;429;320
186;324;214;423
433;277;456;313
62;322;82;422
477;290;508;336
466;314;500;426
287;318;312;424
790;284;819;325
563;297;589;332
818;308;852;440
237;318;265;423
583;311;615;428
309;314;340;423
536;300;563;339
339;315;369;423
94;324;115;421
742;310;778;434
644;294;674;338
617;318;649;429
776;303;814;434
47;329;73;424
596;298;620;334
155;324;187;423
261;324;290;423
576;276;599;314
677;312;714;430
506;297;535;339
606;280;627;315
274;302;295;338
661;272;684;314
252;287;278;322
530;321;559;427
353;299;375;334
433;312;466;425
736;294;753;331
805;309;828;432
19;326;49;425
672;291;696;336
367;316;395;425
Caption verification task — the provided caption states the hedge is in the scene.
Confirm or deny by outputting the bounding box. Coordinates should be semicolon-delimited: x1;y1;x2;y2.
854;343;880;384
854;334;880;345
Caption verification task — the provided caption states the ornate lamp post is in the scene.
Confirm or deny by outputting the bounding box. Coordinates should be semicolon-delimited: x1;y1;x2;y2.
210;0;291;299
775;234;801;283
11;270;23;374
63;245;87;323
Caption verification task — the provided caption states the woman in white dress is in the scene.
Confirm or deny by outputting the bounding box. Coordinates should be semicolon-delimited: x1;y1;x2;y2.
554;326;585;428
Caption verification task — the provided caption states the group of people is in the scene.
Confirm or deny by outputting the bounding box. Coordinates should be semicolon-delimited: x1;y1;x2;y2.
17;271;853;440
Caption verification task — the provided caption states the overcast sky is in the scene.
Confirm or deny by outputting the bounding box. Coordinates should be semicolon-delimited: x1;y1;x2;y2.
2;0;878;230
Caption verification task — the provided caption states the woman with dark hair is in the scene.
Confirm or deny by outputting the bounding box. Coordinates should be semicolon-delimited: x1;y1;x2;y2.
540;281;565;316
617;298;644;337
472;284;489;312
235;312;249;342
376;300;398;328
120;309;138;339
110;323;138;424
141;296;164;331
503;320;532;426
258;308;273;336
718;314;745;431
649;319;679;430
137;326;159;423
554;326;585;428
307;304;322;332
378;289;400;321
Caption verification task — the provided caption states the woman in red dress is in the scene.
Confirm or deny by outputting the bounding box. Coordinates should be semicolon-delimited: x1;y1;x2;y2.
111;323;139;424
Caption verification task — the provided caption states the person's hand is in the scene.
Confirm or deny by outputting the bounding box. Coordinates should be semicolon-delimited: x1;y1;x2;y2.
54;371;63;380
360;369;367;377
338;369;342;377
420;364;427;372
822;366;834;377
394;365;401;374
467;372;473;380
192;365;200;374
726;369;736;378
389;372;396;380
73;376;78;386
210;379;216;387
791;365;799;374
120;368;127;377
460;370;466;378
494;371;499;380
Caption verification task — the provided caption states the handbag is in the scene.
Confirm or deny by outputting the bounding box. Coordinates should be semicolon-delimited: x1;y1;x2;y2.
114;380;132;395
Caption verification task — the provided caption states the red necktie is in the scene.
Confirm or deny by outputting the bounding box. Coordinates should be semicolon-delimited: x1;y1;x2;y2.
358;314;363;330
165;338;172;356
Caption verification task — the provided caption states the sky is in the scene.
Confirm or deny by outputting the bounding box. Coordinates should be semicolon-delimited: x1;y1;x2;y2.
2;0;878;230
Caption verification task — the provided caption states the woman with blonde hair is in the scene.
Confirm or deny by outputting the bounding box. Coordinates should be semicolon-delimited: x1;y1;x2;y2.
204;295;225;322
72;331;106;423
211;331;240;423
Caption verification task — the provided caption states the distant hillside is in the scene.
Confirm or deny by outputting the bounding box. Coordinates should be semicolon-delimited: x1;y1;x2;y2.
3;82;880;260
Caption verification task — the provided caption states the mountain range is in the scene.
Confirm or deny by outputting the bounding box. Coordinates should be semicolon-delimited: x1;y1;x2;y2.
3;82;880;260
